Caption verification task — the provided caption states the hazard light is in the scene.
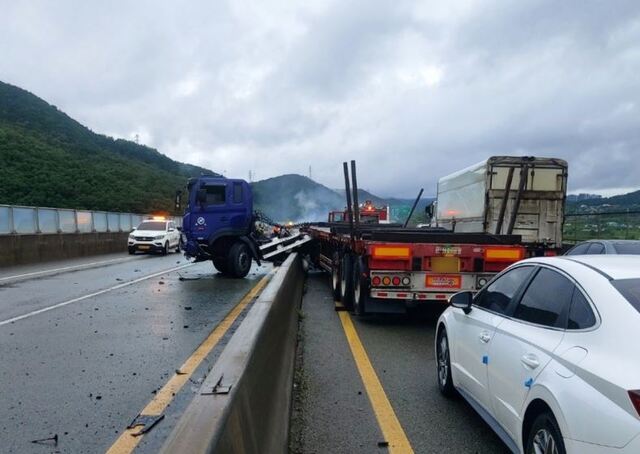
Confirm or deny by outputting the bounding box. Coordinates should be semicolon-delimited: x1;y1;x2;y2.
372;246;411;260
484;248;524;262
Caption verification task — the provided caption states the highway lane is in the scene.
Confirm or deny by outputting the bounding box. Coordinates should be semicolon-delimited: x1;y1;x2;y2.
0;253;270;454
290;272;509;454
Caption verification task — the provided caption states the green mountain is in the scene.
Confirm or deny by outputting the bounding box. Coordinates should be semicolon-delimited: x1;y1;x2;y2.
0;80;215;213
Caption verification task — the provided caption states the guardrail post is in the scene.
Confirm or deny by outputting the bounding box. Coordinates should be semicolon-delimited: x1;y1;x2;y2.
9;206;15;234
35;208;41;234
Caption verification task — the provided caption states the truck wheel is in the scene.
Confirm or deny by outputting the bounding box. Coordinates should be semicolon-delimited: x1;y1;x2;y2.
340;253;354;310
352;259;367;316
331;252;341;301
227;242;251;278
212;258;229;274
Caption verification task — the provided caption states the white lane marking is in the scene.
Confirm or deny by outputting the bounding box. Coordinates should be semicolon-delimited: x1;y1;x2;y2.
0;256;141;283
0;263;195;327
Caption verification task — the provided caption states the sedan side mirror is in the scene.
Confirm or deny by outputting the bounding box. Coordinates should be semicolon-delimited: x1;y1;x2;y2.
450;291;473;314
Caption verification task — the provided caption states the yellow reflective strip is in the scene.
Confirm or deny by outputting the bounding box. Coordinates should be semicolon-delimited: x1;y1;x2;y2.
485;249;521;260
338;312;414;453
373;247;411;258
105;274;271;454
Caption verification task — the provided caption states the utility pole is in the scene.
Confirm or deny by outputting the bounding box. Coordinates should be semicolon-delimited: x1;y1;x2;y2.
309;166;312;180
134;134;139;144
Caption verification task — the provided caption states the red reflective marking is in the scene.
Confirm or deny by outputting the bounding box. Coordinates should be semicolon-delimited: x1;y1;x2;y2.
435;294;447;299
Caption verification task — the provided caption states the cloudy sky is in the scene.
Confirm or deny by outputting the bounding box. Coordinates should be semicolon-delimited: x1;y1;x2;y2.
1;0;640;197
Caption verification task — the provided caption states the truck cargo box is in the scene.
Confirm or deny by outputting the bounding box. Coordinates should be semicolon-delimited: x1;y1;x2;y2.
436;156;567;249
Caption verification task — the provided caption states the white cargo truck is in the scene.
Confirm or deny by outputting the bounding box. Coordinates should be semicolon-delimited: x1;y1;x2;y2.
431;156;568;253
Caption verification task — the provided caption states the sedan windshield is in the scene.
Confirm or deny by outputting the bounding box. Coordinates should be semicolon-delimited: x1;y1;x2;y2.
611;278;640;315
137;221;166;231
612;242;640;254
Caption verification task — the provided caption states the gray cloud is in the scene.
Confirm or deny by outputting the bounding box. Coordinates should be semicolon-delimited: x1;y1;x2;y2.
1;0;639;197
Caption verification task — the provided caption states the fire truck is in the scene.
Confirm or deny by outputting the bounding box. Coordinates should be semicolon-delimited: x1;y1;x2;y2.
303;161;527;314
328;200;390;224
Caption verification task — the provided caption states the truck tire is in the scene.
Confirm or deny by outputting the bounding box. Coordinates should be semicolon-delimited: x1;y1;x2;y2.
352;258;367;316
212;258;229;274
331;251;341;301
340;253;354;310
227;242;251;278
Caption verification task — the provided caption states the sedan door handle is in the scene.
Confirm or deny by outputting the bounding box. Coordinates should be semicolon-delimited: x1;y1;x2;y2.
479;331;491;343
521;354;540;369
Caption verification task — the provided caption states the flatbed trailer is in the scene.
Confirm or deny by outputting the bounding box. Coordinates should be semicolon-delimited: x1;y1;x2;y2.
304;222;525;314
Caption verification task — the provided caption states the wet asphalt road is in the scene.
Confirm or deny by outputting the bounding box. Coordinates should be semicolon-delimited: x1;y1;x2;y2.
291;272;510;454
0;252;268;453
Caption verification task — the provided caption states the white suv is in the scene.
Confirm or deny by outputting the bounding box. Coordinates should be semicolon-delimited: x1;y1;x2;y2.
128;219;181;255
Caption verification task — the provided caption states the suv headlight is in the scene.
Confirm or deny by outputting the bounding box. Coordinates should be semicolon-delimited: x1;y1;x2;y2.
154;235;165;240
129;234;135;239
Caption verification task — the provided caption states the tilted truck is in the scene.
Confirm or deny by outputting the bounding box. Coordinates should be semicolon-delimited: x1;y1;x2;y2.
430;156;568;255
181;175;311;278
303;161;527;315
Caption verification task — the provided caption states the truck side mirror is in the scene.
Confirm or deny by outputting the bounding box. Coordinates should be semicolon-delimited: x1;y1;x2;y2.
196;189;207;205
425;202;435;220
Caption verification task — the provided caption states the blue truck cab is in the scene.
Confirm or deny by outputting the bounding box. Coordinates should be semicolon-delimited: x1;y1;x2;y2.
182;176;260;278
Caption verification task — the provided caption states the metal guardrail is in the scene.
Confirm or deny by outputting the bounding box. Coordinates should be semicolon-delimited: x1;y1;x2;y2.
564;210;640;243
0;204;181;235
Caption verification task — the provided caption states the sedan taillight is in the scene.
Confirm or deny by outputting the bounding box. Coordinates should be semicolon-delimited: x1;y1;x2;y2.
629;390;640;417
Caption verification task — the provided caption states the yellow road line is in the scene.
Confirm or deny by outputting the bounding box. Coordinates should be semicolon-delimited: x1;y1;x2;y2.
338;311;414;454
105;274;271;454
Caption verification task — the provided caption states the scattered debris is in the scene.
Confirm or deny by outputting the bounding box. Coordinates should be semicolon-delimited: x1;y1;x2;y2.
377;441;389;448
96;395;102;400
183;325;189;329
184;306;192;311
31;434;58;446
175;369;186;375
116;278;123;281
127;414;165;436
159;281;165;285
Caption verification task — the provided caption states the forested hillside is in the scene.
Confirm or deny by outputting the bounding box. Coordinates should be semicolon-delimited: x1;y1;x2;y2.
0;81;214;213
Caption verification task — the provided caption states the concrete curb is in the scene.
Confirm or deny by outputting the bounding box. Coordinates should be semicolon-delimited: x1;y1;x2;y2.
160;253;304;454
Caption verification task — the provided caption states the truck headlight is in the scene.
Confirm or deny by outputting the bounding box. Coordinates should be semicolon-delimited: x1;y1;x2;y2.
154;235;165;240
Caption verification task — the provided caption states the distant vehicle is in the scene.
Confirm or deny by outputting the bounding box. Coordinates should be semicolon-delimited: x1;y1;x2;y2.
436;255;640;454
427;156;568;255
328;200;391;224
564;239;640;255
128;218;181;255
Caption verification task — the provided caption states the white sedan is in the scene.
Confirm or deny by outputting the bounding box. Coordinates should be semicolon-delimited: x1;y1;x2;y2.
436;255;640;454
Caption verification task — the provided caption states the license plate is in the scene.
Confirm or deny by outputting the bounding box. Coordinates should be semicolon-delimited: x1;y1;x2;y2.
426;274;461;289
431;257;460;273
138;245;150;250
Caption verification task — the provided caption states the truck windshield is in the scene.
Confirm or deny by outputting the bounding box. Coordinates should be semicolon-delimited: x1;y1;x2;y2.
137;221;166;231
611;278;640;315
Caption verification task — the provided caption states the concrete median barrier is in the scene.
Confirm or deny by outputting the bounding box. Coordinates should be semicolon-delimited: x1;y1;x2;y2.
161;252;304;454
0;232;129;267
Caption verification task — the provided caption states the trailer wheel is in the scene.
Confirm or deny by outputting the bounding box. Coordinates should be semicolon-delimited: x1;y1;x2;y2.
352;258;367;316
331;252;341;301
212;257;229;275
227;242;251;278
340;253;354;310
